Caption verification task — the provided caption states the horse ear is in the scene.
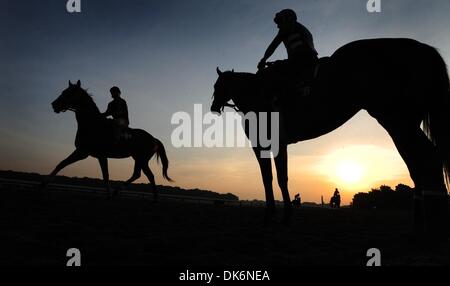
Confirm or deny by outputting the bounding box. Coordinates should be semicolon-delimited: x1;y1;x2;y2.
69;80;73;86
216;67;222;76
76;80;81;87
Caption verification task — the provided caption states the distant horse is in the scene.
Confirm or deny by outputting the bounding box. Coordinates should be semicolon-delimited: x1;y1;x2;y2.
211;38;449;236
42;80;173;199
330;195;341;208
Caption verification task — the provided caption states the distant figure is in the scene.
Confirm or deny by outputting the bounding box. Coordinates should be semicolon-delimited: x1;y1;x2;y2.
292;193;301;207
257;9;318;98
102;86;130;142
321;195;324;207
330;188;341;208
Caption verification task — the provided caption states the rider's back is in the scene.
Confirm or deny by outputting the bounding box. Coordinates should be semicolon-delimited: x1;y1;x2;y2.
279;22;318;62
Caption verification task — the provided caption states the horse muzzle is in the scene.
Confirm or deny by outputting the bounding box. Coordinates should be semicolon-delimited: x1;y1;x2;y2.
52;101;64;113
210;104;222;114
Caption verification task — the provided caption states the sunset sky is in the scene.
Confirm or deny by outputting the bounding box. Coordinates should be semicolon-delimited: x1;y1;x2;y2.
2;0;450;204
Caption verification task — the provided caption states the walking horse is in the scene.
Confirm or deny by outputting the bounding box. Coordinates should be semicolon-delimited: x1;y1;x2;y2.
211;38;449;236
43;80;173;200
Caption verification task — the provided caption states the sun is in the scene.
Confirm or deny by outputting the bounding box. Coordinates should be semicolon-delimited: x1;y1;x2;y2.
313;145;413;192
336;160;364;184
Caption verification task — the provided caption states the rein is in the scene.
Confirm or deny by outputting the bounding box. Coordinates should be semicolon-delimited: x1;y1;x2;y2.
222;102;241;113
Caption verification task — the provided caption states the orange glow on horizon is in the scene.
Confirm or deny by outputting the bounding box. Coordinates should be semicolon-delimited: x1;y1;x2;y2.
311;144;413;199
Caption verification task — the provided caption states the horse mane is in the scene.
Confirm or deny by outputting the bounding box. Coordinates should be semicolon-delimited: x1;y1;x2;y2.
78;87;101;115
79;87;94;100
213;70;262;113
223;70;256;78
220;71;258;88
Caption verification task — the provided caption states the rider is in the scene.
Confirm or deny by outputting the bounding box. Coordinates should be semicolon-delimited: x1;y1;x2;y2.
102;86;130;143
257;9;318;97
332;188;341;208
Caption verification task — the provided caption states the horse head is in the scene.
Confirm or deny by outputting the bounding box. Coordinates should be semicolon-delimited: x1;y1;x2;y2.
211;67;235;114
52;80;85;113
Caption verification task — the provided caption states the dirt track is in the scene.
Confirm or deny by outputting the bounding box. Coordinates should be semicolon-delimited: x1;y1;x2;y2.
1;189;449;266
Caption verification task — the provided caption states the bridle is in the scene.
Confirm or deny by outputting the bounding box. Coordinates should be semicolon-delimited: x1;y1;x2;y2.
59;92;85;113
213;92;241;113
222;102;240;112
213;69;242;113
59;105;77;113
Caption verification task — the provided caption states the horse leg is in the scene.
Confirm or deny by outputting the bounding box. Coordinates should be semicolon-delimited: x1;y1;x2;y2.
253;147;275;223
383;123;448;237
98;157;113;199
408;130;448;238
124;161;142;186
120;161;142;194
41;149;88;191
274;144;292;224
142;163;158;202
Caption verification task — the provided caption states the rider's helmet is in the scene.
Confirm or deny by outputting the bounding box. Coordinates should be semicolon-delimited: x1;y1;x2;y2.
110;86;121;97
274;9;297;25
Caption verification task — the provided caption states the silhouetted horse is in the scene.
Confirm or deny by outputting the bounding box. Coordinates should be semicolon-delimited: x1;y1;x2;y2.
330;195;341;208
42;80;173;199
211;38;450;236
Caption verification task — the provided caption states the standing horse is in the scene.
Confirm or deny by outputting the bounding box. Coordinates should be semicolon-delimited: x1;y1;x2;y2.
42;80;173;199
211;38;450;236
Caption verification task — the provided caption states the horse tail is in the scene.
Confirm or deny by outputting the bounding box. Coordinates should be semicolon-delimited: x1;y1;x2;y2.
422;47;450;189
154;138;174;182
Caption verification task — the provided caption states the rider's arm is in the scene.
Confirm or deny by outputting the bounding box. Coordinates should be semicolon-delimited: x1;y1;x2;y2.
258;32;283;71
262;33;283;62
102;103;112;117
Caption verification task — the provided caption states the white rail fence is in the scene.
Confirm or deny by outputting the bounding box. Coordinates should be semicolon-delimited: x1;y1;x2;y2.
0;177;242;205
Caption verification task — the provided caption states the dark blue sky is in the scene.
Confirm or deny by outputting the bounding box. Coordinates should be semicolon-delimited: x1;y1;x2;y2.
2;0;450;201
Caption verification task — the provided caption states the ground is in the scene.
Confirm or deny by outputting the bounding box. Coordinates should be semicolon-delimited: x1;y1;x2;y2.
1;188;449;267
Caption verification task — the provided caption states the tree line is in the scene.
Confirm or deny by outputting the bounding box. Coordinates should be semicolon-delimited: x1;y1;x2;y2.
352;184;415;210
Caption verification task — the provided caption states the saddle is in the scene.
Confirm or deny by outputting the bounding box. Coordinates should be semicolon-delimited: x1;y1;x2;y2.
259;57;330;102
75;118;132;148
104;118;132;144
259;57;331;144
